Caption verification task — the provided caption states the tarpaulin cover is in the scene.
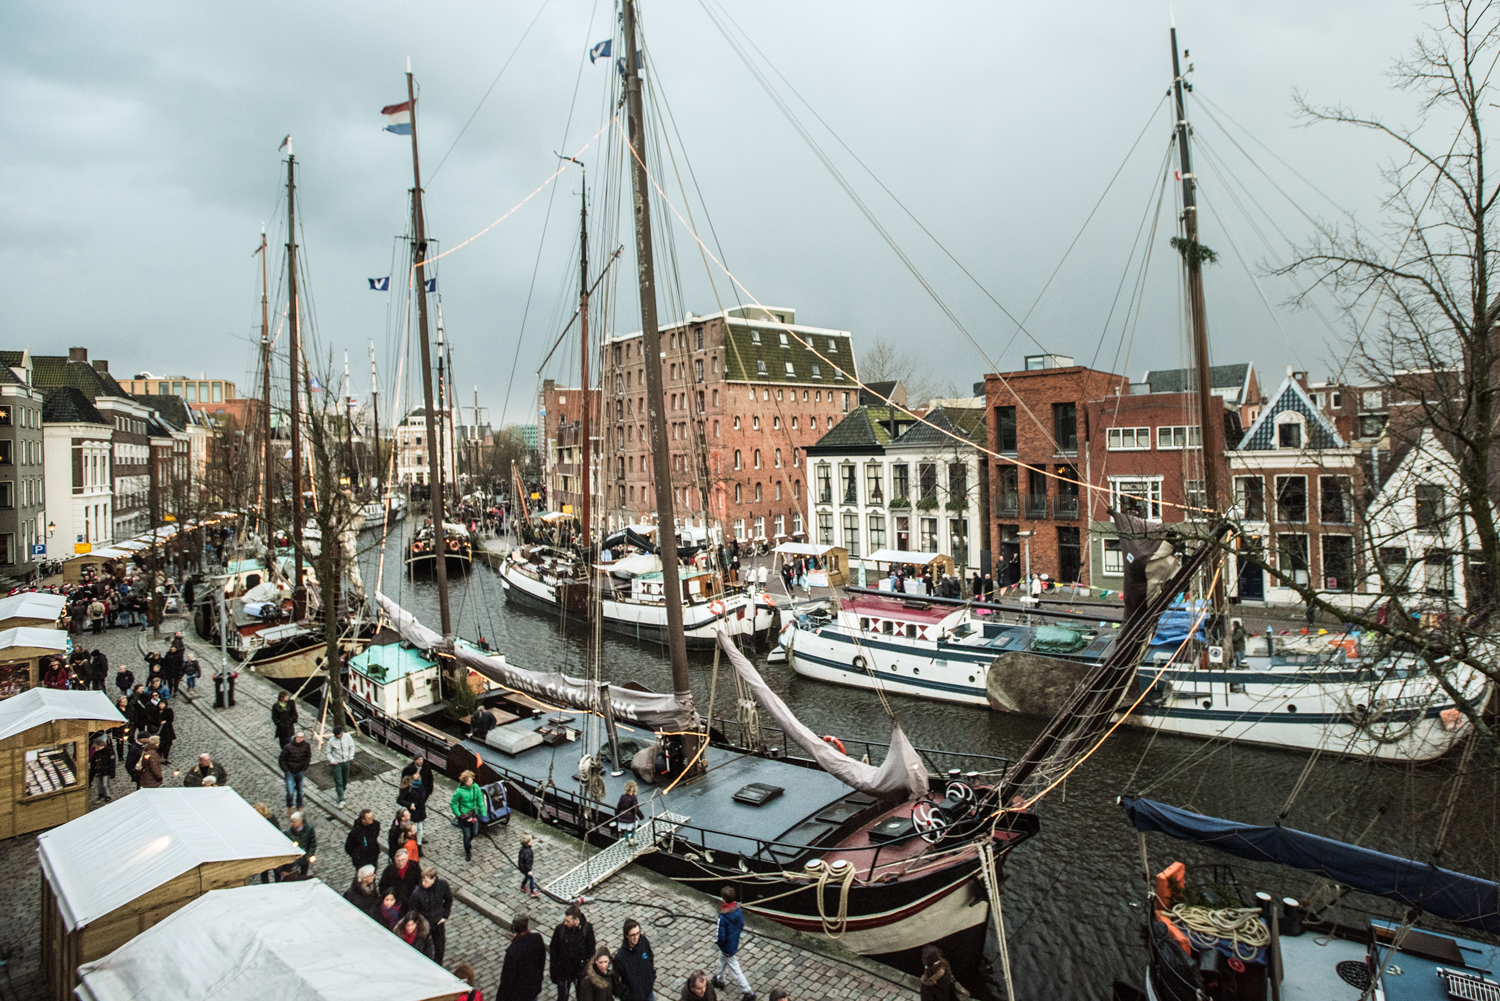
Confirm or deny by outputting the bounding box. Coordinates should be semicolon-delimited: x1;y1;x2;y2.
74;880;469;1001
376;592;690;728
1122;797;1500;935
1150;599;1208;647
39;788;302;931
0;688;123;743
716;628;929;800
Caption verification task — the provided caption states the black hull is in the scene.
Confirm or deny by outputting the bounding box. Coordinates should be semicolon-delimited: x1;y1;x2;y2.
406;552;473;576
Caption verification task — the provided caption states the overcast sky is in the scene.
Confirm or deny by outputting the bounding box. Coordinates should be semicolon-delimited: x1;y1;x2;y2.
1;1;1443;424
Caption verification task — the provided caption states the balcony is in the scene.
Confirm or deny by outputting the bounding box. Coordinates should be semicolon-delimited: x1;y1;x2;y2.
997;493;1019;517
1055;495;1080;520
1024;494;1050;519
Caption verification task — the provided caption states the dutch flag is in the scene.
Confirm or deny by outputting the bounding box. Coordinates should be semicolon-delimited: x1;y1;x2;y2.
368;277;390;291
381;101;412;135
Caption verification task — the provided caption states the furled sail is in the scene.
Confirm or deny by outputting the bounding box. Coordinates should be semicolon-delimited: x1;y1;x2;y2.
376;592;689;728
716;629;928;800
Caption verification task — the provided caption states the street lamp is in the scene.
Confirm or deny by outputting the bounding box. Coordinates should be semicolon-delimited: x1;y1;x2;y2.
46;521;55;537
1017;530;1036;622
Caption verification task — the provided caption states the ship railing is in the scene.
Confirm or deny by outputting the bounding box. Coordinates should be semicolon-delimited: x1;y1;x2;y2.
710;716;1012;777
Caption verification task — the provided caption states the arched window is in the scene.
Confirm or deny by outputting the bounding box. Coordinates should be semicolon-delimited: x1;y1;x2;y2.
754;483;762;502
753;449;762;469
774;448;783;468
734;484;742;503
734;450;742;470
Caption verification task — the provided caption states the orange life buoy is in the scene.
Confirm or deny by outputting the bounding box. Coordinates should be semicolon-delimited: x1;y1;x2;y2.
708;600;726;615
822;735;846;755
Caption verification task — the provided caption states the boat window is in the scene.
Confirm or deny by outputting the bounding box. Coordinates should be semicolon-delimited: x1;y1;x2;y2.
882;621;894;635
986;635;1013;649
858;617;869;631
905;624;918;638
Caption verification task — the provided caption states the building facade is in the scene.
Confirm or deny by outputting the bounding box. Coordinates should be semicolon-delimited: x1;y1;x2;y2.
393;406;457;487
0;358;46;575
119;374;238;409
41;387;113;558
599;305;859;542
537;380;599;515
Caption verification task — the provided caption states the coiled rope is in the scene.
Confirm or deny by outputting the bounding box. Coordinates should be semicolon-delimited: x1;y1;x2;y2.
813;861;857;938
1165;904;1270;960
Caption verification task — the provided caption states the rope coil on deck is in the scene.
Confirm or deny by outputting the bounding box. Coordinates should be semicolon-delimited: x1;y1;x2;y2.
1164;904;1270;959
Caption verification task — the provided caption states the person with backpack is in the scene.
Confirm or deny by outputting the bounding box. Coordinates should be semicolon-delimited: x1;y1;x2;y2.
712;886;754;1001
550;904;597;1001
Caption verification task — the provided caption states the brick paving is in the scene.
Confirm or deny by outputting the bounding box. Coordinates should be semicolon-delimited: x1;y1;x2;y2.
0;614;916;999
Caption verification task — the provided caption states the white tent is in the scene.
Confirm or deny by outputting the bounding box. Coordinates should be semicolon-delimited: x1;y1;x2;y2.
39;788;302;932
772;542;839;557
0;689;123;743
864;548;947;565
0;592;66;624
74;881;471;1001
0;625;70;654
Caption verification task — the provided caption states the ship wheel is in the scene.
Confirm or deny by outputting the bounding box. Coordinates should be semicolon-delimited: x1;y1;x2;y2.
911;800;948;843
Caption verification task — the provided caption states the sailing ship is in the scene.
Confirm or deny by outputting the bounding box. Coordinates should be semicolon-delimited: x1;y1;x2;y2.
405;520;474;575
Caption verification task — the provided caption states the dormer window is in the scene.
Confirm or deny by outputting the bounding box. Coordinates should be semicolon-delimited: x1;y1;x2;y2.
751;330;761;344
1278;422;1302;449
779;333;788;347
811;365;822;379
756;360;767;376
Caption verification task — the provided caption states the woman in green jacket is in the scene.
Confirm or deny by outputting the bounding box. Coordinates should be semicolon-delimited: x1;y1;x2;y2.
450;769;486;860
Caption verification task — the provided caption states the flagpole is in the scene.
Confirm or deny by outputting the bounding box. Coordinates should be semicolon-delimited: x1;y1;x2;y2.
404;64;452;644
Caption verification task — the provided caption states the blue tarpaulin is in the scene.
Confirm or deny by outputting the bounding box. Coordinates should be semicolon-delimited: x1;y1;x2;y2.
1121;797;1500;936
1149;598;1208;646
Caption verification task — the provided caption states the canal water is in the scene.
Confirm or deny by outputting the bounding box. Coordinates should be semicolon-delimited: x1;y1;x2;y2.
357;521;1500;1000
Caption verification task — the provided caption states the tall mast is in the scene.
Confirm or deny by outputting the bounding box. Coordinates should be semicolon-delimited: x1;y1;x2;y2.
286;147;305;615
343;350;356;485
1170;27;1224;609
472;387;480;495
622;0;692;707
404;65;452;641
578;167;592;550
258;226;273;556
370;342;382;497
446;343;459;504
436;313;448;504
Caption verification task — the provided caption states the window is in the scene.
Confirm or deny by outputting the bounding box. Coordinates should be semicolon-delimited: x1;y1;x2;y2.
756;360;767;376
775;481;782;500
1109;477;1163;519
1275;476;1308;523
733;416;741;430
841;464;858;505
1157;425;1201;449
752;416;760;430
950;518;969;569
817;511;833;545
1362;390;1382;410
785;362;795;376
1415;484;1444;530
843;512;860;557
919;517;938;553
1102;537;1123;575
948;463;968;509
734;518;745;540
754;483;762;502
1184;480;1206;515
1106;427;1151;451
734;450;742;470
753;449;762;469
735;484;742;503
868;513;886;549
1278;534;1310;584
996;466;1018;515
774;514;785;537
993;405;1016;453
811;365;822;379
0;441;10;465
713;420;720;438
793;512;804;534
918;462;937;504
754;516;765;540
809;416;817;429
212;382;223;403
791;416;798;429
712;389;719;406
1058;526;1082;582
1379;547;1409;566
774;449;782;468
1331;392;1342;408
696;328;704;350
1359;415;1387;439
891;464;910;503
23;743;79;799
867;465;884;504
1053;402;1078;452
841;392;849;413
0;482;10;509
1320;476;1353;524
1424;549;1455;596
793;480;801;499
1322;535;1353;591
817;464;832;504
1278;422;1303;449
695;360;704;383
0;407;10;427
835;369;845;382
772;416;781;429
1235;476;1265;520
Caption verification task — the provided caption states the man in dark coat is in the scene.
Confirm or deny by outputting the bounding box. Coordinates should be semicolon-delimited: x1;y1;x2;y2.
408;866;454;965
271;691;298;748
279;731;311;810
344;809;382;870
343;866;383;920
161;635;185;696
551;904;598;1001
379;848;421;908
497;914;547;1001
182;752;228;787
612;919;657;1001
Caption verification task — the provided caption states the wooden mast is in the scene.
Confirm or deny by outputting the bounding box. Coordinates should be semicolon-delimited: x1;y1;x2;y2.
578;167;592;551
403;63;452;642
370;342;382;498
622;0;694;713
257;227;273;560
286;145;305;617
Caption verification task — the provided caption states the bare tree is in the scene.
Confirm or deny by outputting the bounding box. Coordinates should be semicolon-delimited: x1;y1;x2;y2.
859;337;955;406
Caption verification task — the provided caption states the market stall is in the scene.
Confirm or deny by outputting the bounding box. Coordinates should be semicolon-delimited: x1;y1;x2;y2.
0;627;71;700
0;688;123;839
0;592;66;630
862;548;957;591
770;542;850;587
39;787;303;1001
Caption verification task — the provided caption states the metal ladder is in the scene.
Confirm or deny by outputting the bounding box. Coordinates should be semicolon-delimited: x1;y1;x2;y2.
544;811;690;901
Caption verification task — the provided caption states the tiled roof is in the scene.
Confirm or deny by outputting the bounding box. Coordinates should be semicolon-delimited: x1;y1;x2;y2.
805;406;896;453
1237;377;1346;450
41;387;108;426
0;366;23;387
858;381;902;406
31;356;130;401
721;321;858;386
135;394;194;429
0;351;25;368
1142;363;1251;399
892;406;986;448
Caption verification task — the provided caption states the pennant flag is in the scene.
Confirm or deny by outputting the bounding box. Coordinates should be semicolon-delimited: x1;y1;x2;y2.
589;39;611;63
278;134;292;153
616;52;643;77
381;101;412;135
368;277;390;291
424;278;437;293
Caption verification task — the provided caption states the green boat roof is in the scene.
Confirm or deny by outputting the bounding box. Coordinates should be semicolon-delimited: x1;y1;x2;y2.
351;643;438;681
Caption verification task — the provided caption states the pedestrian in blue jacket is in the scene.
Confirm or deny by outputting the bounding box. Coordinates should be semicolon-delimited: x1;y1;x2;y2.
712;885;754;1001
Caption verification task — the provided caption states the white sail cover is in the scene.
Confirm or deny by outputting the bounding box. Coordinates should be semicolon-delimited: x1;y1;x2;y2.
715;629;929;800
376;592;689;728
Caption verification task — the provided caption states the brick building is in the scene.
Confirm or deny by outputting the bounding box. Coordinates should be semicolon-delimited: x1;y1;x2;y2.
983;355;1127;587
600;306;859;543
537;380;599;515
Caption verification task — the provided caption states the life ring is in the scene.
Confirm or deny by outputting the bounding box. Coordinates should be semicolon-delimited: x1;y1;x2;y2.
762;595;775;607
708;600;726;616
822;735;846;755
852;655;868;672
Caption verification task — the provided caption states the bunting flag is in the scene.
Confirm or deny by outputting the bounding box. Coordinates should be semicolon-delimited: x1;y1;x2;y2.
381;101;412;135
368;277;390;291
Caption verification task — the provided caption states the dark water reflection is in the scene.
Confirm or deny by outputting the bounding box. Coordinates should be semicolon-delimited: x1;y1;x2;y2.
358;521;1500;1000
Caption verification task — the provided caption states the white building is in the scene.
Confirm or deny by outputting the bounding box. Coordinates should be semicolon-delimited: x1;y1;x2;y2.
41;387;113;558
393;406;457;487
804;402;987;573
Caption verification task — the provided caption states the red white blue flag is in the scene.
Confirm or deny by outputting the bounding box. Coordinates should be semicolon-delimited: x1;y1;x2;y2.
381;101;412;135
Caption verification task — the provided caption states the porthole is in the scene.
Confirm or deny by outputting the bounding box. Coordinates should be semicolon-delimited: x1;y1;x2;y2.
913;668;920;676
1202;699;1212;709
1286;704;1298;714
968;676;975;684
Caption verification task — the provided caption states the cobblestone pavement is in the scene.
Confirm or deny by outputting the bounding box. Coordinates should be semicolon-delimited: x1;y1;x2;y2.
1;616;917;999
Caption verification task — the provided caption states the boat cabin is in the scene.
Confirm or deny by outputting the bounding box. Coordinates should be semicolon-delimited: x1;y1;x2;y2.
349;637;492;718
630;568;724;604
840;595;962;642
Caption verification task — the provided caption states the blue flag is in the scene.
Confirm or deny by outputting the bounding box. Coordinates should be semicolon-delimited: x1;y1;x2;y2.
424;278;437;293
309;376;324;393
368;277;390;291
589;39;611;63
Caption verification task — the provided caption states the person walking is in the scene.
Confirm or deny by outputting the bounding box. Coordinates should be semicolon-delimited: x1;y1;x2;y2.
395;912;435;959
711;886;754;1001
682;972;717;1001
343;865;381;922
380;847;421;908
920;946;955;1001
345;809;382;871
285;811;316;879
87;595;105;634
496;914;547;1001
397;766;430;845
326;724;356;806
125;733;147;789
615;780;642;843
409;866;454;965
138;735;164;788
518;833;539;898
182;752;228;787
450;769;485;860
162;634;185;697
612;919;656;1001
156;700;177;763
577;948;613;1001
279;731;311;812
271;691;298;748
550;904;597;1001
389;807;413;859
88;733;116;802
